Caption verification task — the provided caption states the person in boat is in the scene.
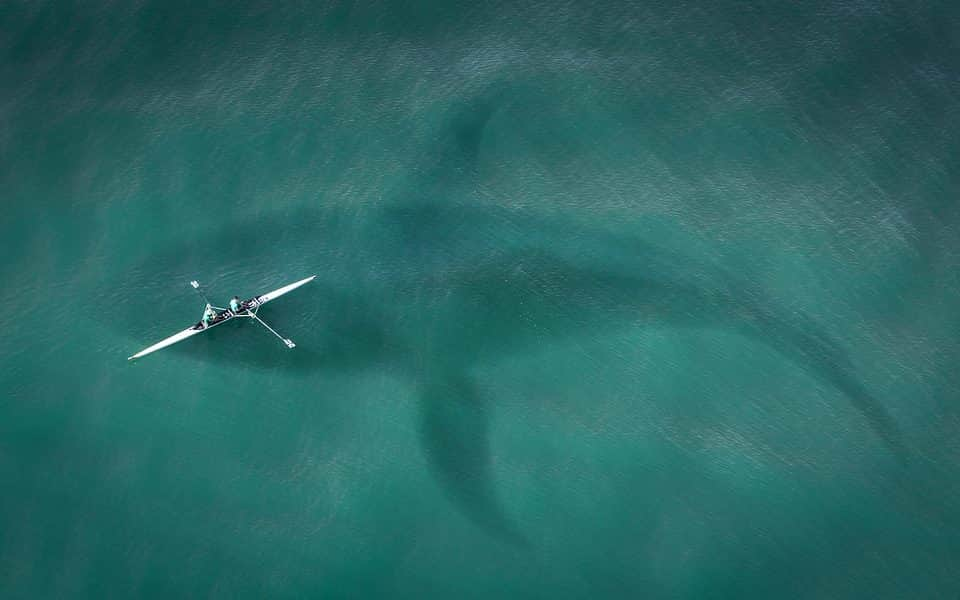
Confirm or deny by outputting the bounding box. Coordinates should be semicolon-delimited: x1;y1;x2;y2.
229;296;242;313
202;305;217;328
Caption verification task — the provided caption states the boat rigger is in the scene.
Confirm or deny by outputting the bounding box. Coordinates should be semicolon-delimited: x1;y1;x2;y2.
127;275;316;361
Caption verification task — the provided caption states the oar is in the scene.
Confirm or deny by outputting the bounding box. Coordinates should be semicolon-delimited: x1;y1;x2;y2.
190;280;225;310
246;311;296;349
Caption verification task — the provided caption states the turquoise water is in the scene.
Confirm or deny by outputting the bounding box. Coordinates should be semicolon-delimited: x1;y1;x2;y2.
2;2;959;597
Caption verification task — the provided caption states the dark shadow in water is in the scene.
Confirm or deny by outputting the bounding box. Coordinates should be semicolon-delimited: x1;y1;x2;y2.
446;84;506;167
384;201;910;463
111;80;910;545
399;79;508;199
746;308;910;461
417;369;529;546
114;200;912;542
113;198;910;545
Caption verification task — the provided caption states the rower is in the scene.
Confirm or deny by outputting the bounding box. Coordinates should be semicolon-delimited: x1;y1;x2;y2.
229;296;242;313
202;305;217;328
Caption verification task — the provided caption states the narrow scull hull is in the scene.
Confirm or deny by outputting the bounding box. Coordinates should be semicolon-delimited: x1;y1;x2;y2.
127;275;315;360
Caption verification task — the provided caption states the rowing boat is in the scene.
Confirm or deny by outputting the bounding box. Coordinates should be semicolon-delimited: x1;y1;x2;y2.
127;275;315;361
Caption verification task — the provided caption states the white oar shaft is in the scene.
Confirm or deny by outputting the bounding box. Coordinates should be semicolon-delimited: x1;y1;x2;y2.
247;312;296;349
190;280;215;307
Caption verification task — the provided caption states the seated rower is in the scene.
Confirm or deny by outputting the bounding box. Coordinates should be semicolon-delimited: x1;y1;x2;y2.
229;296;242;313
202;305;217;328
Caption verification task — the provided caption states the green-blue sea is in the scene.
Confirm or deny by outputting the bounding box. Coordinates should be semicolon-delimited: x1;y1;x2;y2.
2;1;959;597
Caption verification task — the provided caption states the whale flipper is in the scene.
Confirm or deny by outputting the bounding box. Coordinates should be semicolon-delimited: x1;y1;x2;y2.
417;370;527;545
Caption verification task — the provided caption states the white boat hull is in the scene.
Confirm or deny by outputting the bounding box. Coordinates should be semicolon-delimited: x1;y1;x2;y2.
127;275;315;360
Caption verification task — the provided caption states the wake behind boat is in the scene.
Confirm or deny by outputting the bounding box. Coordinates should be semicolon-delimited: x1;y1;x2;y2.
127;275;316;361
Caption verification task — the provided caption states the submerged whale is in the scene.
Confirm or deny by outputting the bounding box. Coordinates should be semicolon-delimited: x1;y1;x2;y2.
111;82;910;543
111;198;907;544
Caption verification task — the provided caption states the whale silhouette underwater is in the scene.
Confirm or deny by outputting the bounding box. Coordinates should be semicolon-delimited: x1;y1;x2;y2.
113;82;922;543
113;197;909;544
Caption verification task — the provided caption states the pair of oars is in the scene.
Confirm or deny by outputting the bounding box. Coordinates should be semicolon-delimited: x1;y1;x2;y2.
191;280;296;349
